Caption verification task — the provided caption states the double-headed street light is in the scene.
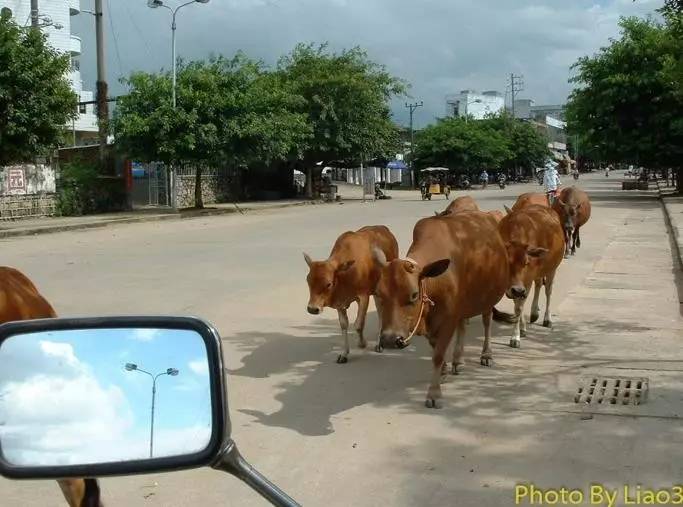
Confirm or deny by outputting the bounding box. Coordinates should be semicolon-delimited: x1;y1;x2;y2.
125;363;180;458
147;0;210;109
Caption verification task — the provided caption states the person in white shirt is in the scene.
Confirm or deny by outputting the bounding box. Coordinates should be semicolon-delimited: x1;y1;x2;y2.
543;161;561;205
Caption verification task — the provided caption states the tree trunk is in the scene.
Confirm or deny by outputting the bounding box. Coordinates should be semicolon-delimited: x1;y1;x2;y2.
194;164;204;209
305;166;313;199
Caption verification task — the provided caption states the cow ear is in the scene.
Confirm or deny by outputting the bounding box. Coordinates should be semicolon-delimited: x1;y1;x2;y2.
372;247;388;267
527;247;549;258
420;259;450;279
504;205;512;215
303;252;313;267
434;211;439;217
337;260;355;272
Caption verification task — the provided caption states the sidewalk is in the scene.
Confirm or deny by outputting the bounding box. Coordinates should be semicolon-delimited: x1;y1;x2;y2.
0;199;324;239
656;179;683;269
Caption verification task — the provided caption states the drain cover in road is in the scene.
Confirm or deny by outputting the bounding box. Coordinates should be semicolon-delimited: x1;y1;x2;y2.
574;376;649;406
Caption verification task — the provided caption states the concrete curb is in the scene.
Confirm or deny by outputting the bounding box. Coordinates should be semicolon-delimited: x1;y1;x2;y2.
0;199;329;239
656;180;683;271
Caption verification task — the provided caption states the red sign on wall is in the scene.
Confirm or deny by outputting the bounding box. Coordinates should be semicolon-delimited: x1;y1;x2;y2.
7;168;25;191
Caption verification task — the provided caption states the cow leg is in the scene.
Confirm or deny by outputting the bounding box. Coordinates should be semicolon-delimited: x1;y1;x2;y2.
480;311;493;367
576;227;581;249
426;325;457;409
372;295;384;352
336;308;351;363
542;272;556;328
451;319;466;374
354;294;370;349
510;297;528;348
529;278;543;323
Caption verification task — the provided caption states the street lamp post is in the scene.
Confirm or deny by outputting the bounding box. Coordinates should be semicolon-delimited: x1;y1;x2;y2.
147;0;210;109
125;363;179;458
405;101;423;188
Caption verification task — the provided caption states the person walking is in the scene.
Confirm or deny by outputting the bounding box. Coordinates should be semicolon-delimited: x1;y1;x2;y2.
543;160;561;205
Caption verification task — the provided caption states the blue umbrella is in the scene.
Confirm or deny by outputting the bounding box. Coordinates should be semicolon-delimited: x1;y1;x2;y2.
387;160;409;170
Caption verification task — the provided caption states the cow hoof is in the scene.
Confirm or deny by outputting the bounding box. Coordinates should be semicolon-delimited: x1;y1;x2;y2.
520;328;527;338
480;356;493;367
425;398;442;409
374;343;384;353
336;355;349;364
395;337;408;349
358;339;367;349
564;254;570;259
451;363;465;375
529;312;539;323
509;338;521;348
542;320;553;328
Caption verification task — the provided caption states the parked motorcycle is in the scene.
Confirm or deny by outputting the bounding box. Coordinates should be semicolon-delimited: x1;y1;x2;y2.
0;317;301;507
498;175;506;189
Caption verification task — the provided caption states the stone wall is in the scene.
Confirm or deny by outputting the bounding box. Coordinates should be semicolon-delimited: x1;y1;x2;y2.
174;165;240;209
0;163;57;219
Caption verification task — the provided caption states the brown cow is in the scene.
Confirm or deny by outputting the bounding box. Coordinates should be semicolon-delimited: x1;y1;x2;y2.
497;206;565;347
373;212;509;408
304;226;399;363
435;195;479;216
509;192;549;212
0;267;103;507
552;186;591;257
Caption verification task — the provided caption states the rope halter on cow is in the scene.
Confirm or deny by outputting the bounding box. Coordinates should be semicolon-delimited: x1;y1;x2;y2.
396;279;435;349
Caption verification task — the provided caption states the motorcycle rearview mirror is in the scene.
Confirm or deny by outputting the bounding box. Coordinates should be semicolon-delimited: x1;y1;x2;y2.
0;316;300;507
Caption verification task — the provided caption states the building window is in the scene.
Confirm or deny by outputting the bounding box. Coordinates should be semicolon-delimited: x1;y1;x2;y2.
79;104;87;114
71;59;80;71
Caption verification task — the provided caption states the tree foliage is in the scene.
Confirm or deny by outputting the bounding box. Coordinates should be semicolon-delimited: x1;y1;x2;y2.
413;113;549;175
277;43;406;189
565;16;683;171
0;16;77;165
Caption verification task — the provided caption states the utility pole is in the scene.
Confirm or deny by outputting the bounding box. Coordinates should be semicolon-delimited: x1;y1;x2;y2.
30;0;39;27
509;73;524;118
405;101;423;188
94;0;108;165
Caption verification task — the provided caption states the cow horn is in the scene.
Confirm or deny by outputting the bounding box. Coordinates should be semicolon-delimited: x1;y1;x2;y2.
372;247;388;267
504;205;512;215
303;252;313;267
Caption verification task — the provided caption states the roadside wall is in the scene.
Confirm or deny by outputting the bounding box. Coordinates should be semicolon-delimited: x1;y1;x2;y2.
0;163;57;219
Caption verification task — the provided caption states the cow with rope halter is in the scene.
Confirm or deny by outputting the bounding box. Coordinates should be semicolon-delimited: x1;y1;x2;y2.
372;211;510;408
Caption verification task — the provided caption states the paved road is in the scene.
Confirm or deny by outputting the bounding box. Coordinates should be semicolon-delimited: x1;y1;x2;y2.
2;173;682;506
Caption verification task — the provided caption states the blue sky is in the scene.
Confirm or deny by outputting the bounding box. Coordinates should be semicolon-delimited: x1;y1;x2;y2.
0;327;213;465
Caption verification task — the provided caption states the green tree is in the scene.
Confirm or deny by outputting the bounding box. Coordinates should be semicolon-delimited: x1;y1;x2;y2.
0;15;77;165
113;55;310;207
413;117;511;175
566;16;683;190
278;44;407;197
485;113;550;174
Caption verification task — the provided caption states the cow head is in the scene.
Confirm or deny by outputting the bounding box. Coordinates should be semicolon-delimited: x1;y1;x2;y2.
503;241;548;299
556;198;582;243
303;253;355;314
373;248;450;348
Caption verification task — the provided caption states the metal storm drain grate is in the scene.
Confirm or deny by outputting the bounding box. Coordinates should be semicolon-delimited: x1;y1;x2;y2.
574;376;649;406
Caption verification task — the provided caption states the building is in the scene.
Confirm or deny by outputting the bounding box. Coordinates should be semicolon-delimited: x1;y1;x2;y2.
446;90;505;120
513;100;566;122
1;0;98;145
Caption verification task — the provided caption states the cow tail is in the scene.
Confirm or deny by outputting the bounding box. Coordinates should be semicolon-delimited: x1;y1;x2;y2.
492;306;518;324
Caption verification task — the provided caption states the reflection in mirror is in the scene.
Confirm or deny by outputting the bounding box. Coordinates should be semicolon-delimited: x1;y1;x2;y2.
0;328;212;467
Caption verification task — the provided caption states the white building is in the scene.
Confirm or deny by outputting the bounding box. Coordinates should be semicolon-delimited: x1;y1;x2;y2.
446;90;505;120
1;0;98;145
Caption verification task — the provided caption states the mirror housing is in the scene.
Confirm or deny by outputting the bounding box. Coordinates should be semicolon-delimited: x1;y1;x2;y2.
0;316;229;480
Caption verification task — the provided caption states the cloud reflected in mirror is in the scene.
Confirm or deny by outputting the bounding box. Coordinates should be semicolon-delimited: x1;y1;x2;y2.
0;327;212;467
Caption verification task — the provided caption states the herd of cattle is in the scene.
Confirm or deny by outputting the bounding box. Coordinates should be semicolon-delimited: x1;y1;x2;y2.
304;186;591;408
0;185;589;506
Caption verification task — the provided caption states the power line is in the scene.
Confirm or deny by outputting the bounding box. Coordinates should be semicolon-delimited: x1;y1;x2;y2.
106;0;123;79
122;0;153;62
509;73;524;118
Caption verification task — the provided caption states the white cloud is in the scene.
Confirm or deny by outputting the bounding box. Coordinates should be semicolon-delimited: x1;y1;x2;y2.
72;0;663;125
128;328;160;342
0;340;212;467
189;359;209;377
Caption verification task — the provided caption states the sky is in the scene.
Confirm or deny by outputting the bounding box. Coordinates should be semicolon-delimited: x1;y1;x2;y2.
0;327;213;466
70;0;663;128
